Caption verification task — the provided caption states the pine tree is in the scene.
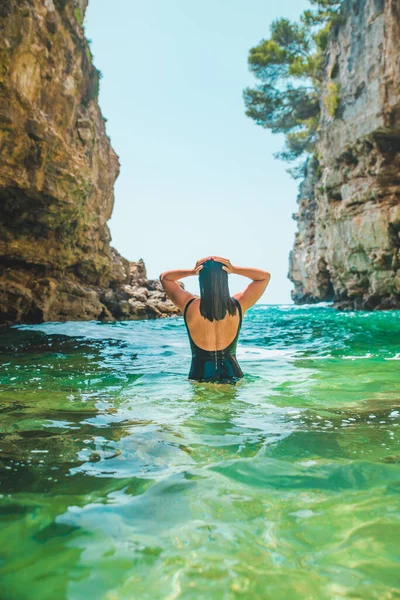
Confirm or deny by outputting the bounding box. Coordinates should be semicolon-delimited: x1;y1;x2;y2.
243;0;344;178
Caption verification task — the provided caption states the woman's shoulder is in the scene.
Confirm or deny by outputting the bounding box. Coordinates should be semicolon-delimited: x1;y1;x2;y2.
183;295;199;316
231;296;244;314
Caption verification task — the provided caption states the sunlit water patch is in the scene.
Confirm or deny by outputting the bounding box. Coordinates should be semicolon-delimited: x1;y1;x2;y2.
0;305;399;599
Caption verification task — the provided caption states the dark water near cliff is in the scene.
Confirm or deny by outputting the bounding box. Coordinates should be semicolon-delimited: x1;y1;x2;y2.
0;304;399;599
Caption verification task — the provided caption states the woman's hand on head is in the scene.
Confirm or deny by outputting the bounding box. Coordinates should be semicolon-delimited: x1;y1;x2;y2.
193;256;212;275
192;256;235;275
211;256;235;274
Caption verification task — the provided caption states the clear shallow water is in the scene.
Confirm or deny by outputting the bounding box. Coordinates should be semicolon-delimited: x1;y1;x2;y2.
0;304;399;600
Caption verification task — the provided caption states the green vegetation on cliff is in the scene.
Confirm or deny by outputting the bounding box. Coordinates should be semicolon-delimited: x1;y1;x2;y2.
243;0;344;178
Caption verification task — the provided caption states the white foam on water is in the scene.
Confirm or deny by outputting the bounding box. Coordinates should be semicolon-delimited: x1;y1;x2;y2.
238;346;295;359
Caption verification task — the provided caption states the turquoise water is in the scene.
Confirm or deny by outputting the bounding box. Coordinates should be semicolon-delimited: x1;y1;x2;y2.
0;304;399;599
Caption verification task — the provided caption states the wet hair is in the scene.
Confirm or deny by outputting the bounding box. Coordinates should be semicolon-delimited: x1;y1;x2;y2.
198;259;237;321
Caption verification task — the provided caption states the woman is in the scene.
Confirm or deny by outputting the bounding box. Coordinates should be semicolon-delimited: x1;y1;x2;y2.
160;256;271;384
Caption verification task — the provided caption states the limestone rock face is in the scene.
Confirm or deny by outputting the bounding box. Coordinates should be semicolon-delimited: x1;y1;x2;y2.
0;0;180;324
288;0;400;310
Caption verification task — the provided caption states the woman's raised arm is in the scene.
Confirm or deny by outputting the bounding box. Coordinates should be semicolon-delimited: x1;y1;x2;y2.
210;256;270;313
159;259;206;313
159;268;196;282
232;265;271;312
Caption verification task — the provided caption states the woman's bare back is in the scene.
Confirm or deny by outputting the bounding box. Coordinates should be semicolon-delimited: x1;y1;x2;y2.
184;297;242;351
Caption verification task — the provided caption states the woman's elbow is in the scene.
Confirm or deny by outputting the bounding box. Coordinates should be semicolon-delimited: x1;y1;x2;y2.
159;273;171;287
263;271;271;285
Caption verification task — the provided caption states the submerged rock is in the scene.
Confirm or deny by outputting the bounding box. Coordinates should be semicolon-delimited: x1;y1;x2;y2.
0;0;180;324
288;0;400;310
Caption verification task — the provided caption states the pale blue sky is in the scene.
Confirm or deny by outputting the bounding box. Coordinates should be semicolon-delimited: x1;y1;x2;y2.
85;0;310;304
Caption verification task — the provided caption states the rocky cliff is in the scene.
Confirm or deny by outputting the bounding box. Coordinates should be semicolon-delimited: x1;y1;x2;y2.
288;0;400;310
0;0;179;324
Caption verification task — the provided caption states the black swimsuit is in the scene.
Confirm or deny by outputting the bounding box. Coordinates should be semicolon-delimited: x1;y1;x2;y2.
183;297;244;384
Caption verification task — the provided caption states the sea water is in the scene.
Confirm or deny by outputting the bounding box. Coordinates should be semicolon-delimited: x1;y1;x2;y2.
0;304;399;599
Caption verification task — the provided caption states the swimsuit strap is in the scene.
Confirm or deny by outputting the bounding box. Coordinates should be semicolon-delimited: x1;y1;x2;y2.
183;297;196;321
231;297;242;329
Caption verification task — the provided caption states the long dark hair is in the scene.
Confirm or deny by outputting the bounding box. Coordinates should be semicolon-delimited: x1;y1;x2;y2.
198;259;237;321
